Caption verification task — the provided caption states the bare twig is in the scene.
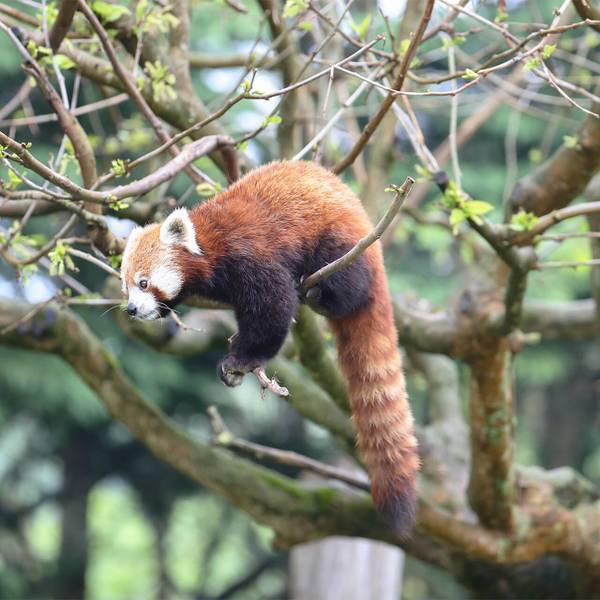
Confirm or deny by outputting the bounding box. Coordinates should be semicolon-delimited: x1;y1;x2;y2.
512;201;600;243
332;0;434;174
0;93;129;128
207;406;367;489
0;131;236;205
67;247;119;277
0;298;54;335
76;0;221;185
536;258;600;269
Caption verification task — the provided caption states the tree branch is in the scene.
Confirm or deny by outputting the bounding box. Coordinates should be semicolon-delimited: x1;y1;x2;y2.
48;0;78;52
301;178;414;291
207;406;369;490
333;0;434;174
291;306;349;412
509;110;600;217
0;131;236;205
467;338;515;531
1;299;599;580
573;0;600;33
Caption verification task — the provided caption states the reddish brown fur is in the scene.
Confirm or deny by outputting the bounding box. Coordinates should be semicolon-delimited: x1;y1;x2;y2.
330;260;419;532
128;161;419;532
190;162;419;531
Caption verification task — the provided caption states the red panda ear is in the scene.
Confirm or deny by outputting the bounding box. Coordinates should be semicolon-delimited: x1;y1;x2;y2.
160;208;202;255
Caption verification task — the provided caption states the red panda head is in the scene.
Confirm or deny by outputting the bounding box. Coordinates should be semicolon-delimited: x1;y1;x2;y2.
120;208;202;320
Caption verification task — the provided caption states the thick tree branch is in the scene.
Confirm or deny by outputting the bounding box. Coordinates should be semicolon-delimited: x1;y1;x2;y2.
291;306;349;413
0;299;370;544
573;0;600;32
1;300;599;584
467;338;515;531
509;109;600;217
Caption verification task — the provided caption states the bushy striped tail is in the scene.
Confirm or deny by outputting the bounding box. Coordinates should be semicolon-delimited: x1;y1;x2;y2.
330;268;419;536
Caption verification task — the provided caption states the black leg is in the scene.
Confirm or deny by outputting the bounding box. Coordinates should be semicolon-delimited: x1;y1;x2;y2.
217;264;298;387
302;235;372;319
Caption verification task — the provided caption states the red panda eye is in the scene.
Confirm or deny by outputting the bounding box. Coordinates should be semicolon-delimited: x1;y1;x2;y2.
139;279;148;290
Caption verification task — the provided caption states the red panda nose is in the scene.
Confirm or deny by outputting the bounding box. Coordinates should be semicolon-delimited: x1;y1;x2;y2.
127;303;137;316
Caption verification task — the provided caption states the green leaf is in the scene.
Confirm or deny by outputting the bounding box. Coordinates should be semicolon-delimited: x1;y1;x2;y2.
6;170;22;190
109;254;122;269
463;199;494;216
414;164;431;182
542;44;556;59
262;114;282;128
462;68;478;80
397;39;410;57
110;159;128;177
49;242;75;277
442;35;466;51
350;15;371;41
528;147;542;164
135;0;149;23
38;2;58;26
494;8;508;23
298;20;313;32
441;180;463;209
563;135;581;150
510;210;539;232
144;60;177;103
524;56;541;71
91;1;131;23
449;208;466;233
282;0;308;18
195;182;222;197
54;54;76;70
107;196;130;211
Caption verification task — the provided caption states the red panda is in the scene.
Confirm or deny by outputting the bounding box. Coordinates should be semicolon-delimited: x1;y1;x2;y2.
121;161;419;535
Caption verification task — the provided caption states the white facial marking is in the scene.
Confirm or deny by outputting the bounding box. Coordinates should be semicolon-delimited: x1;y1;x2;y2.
159;207;202;255
128;287;159;320
151;262;183;299
120;226;145;293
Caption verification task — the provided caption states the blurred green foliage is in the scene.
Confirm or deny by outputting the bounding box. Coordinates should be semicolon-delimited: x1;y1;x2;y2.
0;0;599;599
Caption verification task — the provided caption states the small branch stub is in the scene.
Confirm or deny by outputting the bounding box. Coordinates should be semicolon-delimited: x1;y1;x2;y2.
252;367;289;398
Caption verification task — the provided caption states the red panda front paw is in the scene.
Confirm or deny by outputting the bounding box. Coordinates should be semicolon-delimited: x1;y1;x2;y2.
217;354;255;387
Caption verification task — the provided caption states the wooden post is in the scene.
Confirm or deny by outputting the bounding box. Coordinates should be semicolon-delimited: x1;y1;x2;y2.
289;536;404;600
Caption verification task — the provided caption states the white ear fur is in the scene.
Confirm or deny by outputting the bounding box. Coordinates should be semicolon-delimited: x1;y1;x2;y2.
160;208;202;255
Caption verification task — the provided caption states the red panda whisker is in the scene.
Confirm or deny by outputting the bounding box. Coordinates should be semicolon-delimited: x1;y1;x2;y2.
100;304;122;318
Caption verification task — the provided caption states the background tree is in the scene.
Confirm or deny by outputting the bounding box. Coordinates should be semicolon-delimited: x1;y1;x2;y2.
0;0;599;598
